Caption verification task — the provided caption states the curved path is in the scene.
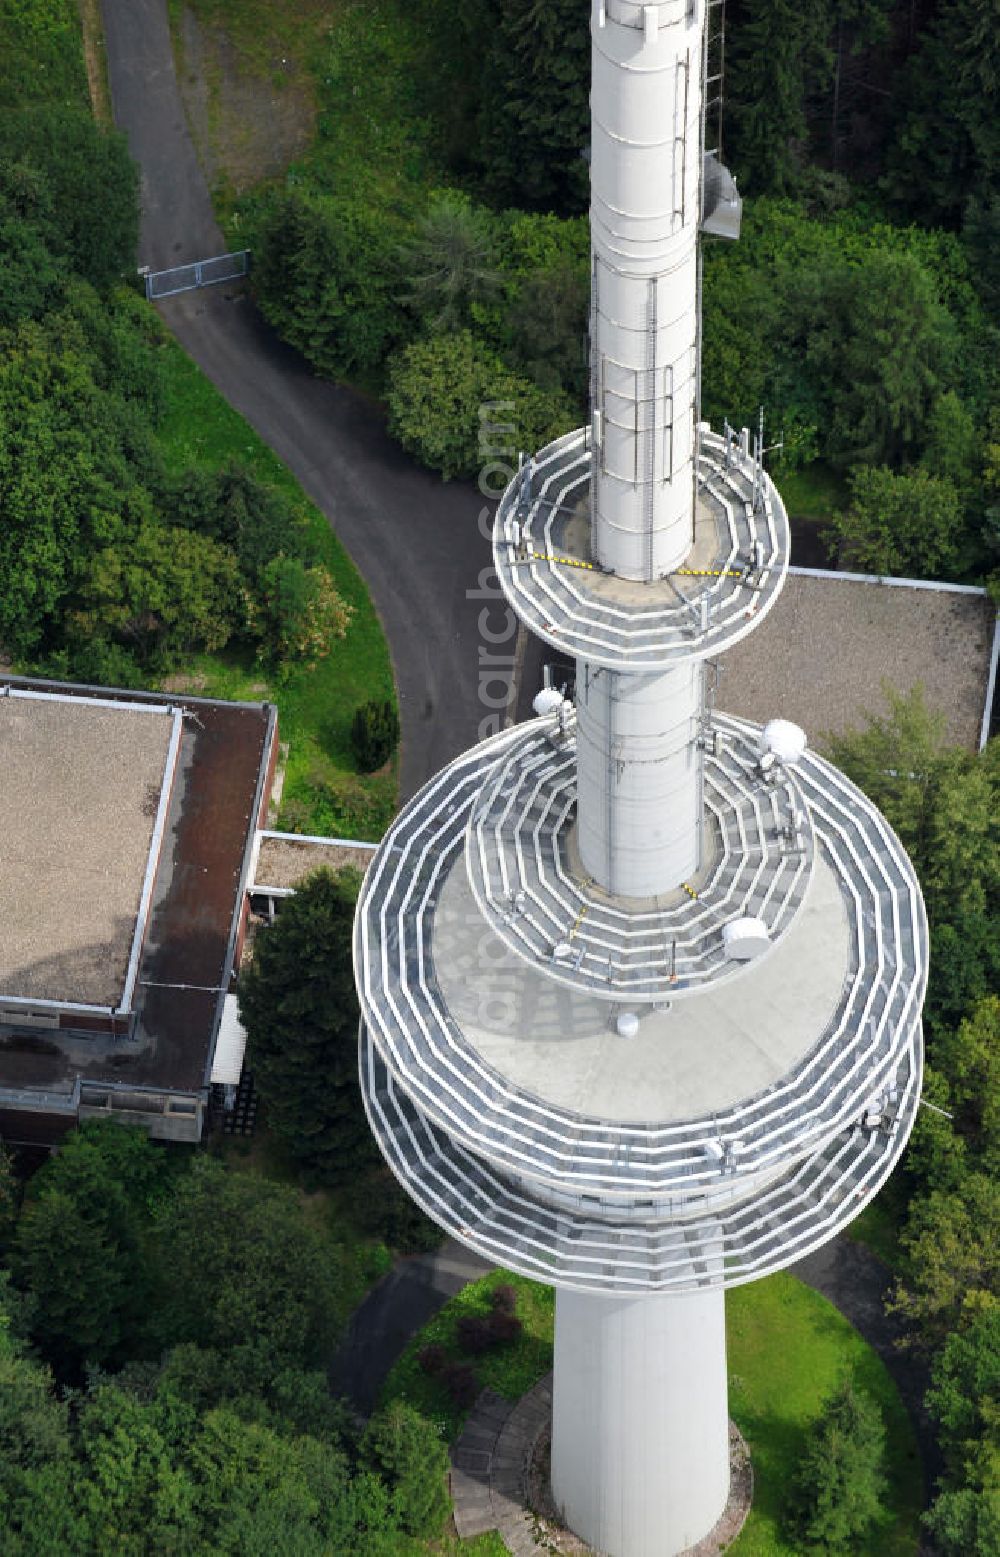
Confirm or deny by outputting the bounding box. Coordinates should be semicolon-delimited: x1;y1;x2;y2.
100;0;503;800
98;1;939;1523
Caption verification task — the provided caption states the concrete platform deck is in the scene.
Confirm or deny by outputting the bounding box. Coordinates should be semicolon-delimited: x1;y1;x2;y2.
435;841;850;1124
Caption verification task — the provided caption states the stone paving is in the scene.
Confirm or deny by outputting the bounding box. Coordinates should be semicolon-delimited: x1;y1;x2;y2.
451;1379;552;1553
451;1374;753;1556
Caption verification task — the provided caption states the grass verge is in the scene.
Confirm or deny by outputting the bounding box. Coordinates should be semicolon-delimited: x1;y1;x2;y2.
77;0;112;122
153;328;398;838
383;1270;922;1557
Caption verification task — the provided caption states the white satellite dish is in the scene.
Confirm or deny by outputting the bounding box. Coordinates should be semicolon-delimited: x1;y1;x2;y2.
722;917;771;962
533;688;565;717
760;719;807;765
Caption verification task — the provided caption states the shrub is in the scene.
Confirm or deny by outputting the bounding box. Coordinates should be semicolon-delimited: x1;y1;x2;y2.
490;1283;517;1315
782;1380;887;1553
361;1401;450;1538
487;1311;523;1346
455;1315;494;1356
826;465;962;580
441;1362;479;1410
418;1344;448;1377
254;557;353;667
351;698;400;773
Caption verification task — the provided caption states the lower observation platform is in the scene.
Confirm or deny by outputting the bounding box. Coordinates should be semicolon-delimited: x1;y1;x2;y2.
354;719;927;1259
493;427;790;670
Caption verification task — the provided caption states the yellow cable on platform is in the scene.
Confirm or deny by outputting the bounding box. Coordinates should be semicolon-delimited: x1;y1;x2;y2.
673;568;743;578
681;882;699;900
512;550;598;572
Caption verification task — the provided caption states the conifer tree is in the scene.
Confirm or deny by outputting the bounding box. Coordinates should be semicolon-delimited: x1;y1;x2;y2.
239;868;372;1180
783;1381;887;1552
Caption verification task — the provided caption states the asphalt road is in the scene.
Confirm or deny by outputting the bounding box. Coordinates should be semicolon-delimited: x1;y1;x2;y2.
100;0;502;800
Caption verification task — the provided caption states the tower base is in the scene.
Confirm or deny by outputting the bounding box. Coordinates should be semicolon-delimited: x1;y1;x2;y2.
551;1287;730;1557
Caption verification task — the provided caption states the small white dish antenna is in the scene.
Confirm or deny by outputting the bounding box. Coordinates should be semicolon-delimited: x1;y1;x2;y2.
760;719;807;765
533;688;565;717
722;917;771;962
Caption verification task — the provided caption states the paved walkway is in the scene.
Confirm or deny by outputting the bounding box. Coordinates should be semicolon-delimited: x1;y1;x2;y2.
451;1379;553;1555
328;1240;489;1415
451;1378;753;1556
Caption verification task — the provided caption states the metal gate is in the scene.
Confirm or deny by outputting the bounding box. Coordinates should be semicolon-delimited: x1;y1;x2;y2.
143;249;249;300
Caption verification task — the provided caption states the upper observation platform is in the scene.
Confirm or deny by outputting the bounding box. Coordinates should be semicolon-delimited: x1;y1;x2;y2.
493;427;789;670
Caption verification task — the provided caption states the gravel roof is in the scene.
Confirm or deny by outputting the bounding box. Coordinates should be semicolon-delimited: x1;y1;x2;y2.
0;694;175;1007
717;572;995;751
254;835;375;891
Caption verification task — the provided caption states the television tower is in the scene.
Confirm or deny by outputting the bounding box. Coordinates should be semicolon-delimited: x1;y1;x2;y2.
354;3;926;1553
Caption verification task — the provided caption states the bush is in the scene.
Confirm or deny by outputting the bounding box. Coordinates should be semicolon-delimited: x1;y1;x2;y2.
254;557;353;668
351;698;399;773
441;1361;479;1410
490;1283;517;1315
827;465;963;580
456;1308;522;1354
488;1311;523;1346
418;1344;448;1377
360;1401;450;1538
456;1315;494;1356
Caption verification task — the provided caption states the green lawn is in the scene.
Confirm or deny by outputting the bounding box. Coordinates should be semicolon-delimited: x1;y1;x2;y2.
153;329;398;838
383;1270;923;1557
727;1275;921;1556
381;1270;556;1440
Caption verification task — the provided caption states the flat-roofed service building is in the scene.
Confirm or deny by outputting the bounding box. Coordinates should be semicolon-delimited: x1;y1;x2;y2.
0;679;278;1146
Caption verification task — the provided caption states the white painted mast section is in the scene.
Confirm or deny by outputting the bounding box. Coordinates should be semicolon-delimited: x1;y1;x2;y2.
551;1286;730;1556
576;657;703;895
577;0;707;900
590;0;704;580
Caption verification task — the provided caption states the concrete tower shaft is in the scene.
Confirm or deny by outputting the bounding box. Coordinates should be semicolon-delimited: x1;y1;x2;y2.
590;0;705;582
575;658;703;895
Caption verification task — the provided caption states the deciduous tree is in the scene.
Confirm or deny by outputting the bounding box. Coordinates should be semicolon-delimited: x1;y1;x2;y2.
827;465;962;578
